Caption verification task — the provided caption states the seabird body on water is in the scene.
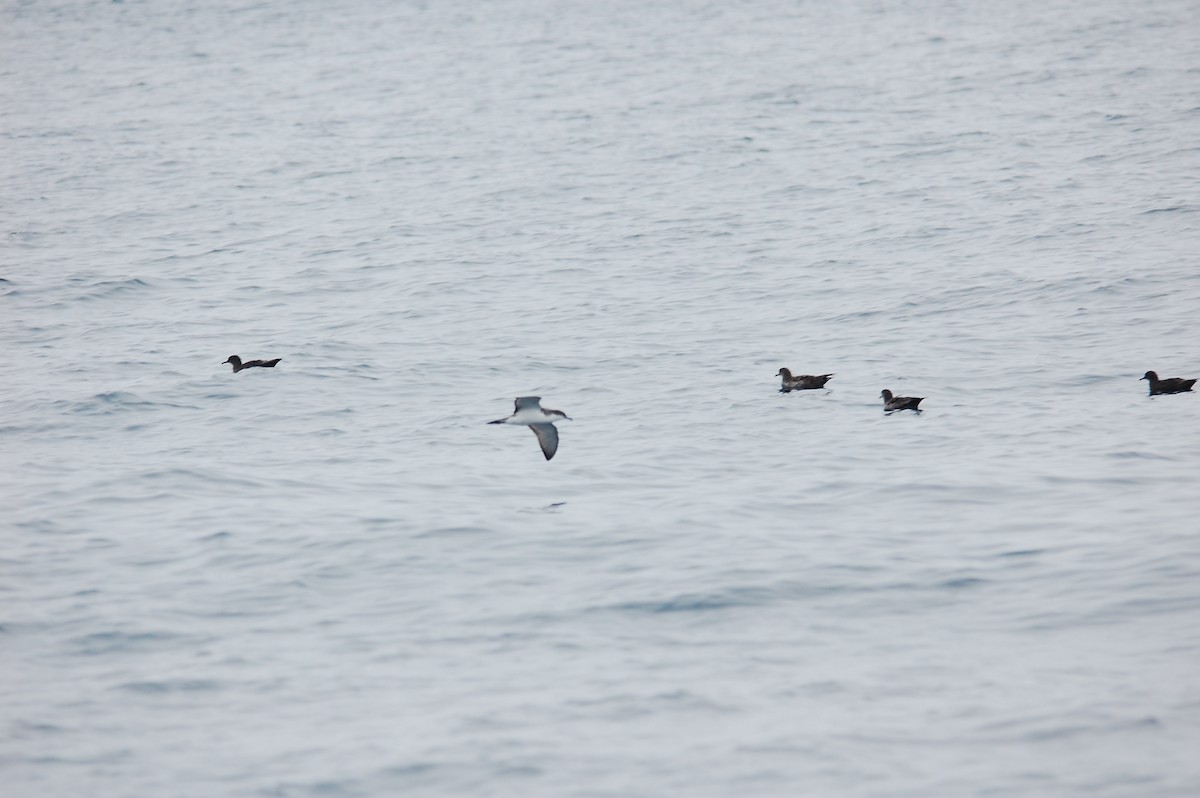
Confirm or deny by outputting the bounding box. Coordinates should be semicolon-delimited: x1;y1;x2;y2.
488;396;571;460
881;389;923;412
223;355;281;373
1142;370;1196;396
776;368;833;392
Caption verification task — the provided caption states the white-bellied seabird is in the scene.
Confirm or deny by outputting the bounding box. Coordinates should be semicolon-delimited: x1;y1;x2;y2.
488;396;571;460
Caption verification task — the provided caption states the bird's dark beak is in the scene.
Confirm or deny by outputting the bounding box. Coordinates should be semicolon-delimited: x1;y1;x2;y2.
1139;375;1146;380
487;419;505;424
222;358;231;364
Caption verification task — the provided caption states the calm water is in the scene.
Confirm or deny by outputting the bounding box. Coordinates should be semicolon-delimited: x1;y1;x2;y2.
3;0;1199;795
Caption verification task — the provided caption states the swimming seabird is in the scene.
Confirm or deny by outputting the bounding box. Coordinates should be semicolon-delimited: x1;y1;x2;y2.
223;355;282;373
776;368;834;392
488;396;571;460
881;389;923;412
1142;370;1196;395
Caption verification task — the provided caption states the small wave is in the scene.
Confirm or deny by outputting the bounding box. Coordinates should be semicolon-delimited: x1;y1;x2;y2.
566;688;730;716
0;421;68;436
53;391;154;415
978;713;1163;743
414;526;490;539
519;501;566;513
379;763;439;779
996;548;1045;558
70;276;152;300
53;391;197;416
70;630;183;656
939;577;988;590
608;587;774;614
1141;204;1198;215
137;467;262;486
116;679;221;694
1107;450;1174;461
10;720;69;735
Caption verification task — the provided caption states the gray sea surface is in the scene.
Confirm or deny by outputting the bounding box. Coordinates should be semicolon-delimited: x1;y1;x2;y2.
3;0;1199;795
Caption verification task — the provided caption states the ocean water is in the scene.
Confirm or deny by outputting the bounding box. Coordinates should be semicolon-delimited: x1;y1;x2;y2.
3;0;1199;795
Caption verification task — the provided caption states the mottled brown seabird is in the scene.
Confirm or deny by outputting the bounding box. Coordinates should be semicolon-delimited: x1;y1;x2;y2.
488;396;572;461
776;368;834;392
1142;370;1196;396
223;355;282;373
881;389;923;412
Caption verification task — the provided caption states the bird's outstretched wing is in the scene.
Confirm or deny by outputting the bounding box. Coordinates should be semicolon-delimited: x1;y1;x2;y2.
515;396;542;412
529;423;559;461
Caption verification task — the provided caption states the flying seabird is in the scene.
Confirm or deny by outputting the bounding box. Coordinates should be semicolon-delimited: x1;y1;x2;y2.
488;396;572;460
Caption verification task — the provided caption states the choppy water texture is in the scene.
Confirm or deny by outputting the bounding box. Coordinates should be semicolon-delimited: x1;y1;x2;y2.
3;0;1200;795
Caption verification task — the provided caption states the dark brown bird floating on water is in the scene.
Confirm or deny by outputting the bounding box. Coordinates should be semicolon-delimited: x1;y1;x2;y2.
1142;370;1196;396
223;355;282;373
881;389;923;412
776;368;834;392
